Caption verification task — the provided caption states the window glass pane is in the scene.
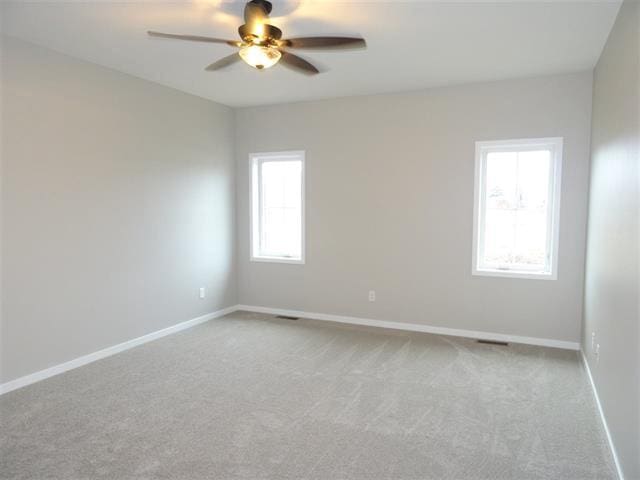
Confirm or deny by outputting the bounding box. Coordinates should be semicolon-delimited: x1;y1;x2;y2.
283;208;301;257
480;147;552;272
513;210;547;266
486;151;517;210
483;209;517;266
256;158;302;259
262;207;286;255
517;151;550;211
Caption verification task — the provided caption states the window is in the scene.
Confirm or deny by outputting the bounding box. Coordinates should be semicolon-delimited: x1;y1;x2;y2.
250;151;305;263
472;138;562;279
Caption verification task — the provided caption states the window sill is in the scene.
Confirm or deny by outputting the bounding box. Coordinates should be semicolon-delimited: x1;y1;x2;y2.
250;256;305;265
472;268;556;280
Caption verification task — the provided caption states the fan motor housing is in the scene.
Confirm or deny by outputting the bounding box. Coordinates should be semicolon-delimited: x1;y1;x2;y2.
238;23;283;43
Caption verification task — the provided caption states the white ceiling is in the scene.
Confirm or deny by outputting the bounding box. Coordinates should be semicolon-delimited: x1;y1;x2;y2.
1;0;621;107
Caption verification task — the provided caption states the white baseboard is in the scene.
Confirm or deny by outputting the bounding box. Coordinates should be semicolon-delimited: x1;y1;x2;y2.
0;303;580;397
580;350;624;480
0;305;238;396
236;304;580;350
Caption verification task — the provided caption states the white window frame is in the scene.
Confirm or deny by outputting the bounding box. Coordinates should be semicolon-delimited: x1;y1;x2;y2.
472;137;563;280
250;151;305;264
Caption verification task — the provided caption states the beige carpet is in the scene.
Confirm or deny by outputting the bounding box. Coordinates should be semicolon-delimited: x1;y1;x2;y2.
0;311;616;479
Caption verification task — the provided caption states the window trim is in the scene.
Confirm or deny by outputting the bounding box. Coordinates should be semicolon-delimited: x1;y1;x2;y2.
472;137;563;280
249;150;305;265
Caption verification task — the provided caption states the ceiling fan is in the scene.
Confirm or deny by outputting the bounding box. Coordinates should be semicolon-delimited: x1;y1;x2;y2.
148;0;366;75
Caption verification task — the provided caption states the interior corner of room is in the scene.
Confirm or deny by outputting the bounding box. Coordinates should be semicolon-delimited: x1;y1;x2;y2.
1;0;638;478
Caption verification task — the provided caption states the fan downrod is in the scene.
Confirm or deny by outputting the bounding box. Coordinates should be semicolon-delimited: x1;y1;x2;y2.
249;0;272;15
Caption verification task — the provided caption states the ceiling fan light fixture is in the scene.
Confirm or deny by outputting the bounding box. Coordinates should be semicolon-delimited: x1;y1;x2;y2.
148;0;366;75
239;45;281;69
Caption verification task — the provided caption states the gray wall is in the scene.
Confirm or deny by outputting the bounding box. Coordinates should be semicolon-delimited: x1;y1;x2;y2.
583;1;640;477
1;37;236;383
235;72;593;343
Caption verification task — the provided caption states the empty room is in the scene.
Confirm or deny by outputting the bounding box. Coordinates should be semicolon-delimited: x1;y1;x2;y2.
1;0;638;479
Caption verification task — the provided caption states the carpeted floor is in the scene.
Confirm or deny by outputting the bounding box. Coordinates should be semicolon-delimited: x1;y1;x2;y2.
1;311;616;479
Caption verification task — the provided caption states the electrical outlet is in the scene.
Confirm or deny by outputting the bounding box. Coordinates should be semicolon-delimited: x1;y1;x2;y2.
595;343;600;363
591;332;596;349
368;290;376;302
199;287;205;299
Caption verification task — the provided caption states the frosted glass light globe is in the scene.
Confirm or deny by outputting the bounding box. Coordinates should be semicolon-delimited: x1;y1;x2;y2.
239;45;282;69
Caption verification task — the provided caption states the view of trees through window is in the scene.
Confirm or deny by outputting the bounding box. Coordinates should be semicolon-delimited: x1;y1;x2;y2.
481;149;552;270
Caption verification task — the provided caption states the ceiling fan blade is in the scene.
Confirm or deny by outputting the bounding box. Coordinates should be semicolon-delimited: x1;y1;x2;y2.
279;51;319;75
205;54;242;71
148;31;239;47
280;37;366;50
